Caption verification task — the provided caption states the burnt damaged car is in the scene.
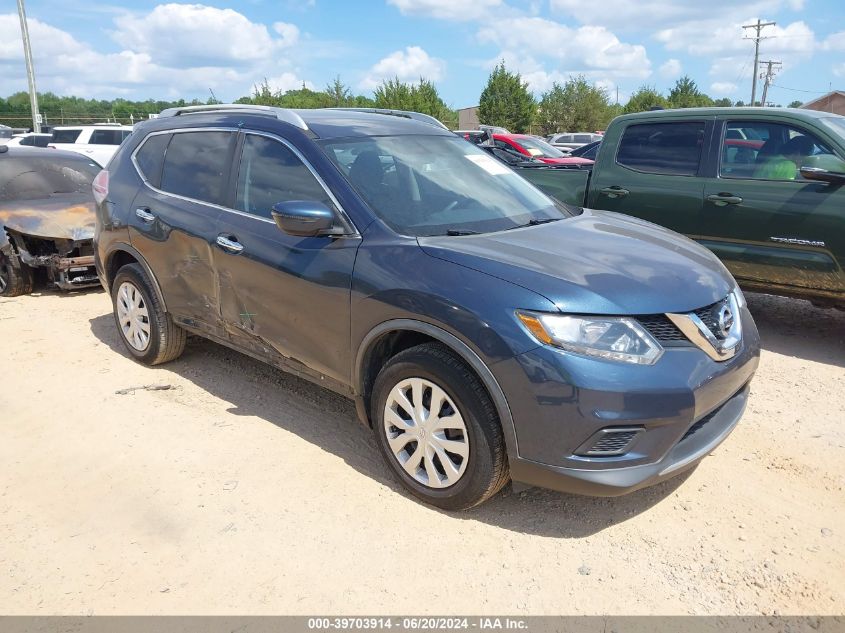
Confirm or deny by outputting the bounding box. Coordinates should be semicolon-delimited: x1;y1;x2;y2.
0;145;101;296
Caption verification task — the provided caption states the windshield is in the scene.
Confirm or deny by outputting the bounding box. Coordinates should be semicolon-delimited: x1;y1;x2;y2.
321;135;570;237
512;136;566;158
820;116;845;140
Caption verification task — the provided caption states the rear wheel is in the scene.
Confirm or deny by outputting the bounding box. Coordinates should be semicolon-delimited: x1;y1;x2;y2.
0;252;33;297
111;263;186;365
372;343;509;510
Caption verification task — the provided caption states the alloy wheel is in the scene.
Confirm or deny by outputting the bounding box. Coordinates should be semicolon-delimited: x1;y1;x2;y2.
383;377;470;489
116;281;151;351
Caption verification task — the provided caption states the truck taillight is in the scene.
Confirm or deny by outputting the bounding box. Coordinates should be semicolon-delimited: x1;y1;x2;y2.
92;169;109;204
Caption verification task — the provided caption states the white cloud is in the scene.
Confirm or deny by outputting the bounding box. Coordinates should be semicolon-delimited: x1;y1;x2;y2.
112;4;297;67
359;46;445;90
387;0;502;21
265;72;314;93
549;0;805;30
658;58;682;78
478;17;651;84
0;7;311;100
834;63;845;77
710;81;738;94
822;31;845;51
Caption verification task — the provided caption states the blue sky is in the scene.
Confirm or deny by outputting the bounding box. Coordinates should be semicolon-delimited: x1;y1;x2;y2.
1;0;844;108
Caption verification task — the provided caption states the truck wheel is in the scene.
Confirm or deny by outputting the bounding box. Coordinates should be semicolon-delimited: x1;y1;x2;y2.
371;343;509;510
111;263;186;365
0;252;33;297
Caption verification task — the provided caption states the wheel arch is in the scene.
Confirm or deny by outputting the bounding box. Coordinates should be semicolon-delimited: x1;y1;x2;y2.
104;243;168;312
354;319;519;459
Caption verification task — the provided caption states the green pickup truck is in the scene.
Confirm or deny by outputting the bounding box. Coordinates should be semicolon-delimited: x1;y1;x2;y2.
521;108;845;309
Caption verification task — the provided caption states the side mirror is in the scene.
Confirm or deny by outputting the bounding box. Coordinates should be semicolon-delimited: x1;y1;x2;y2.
799;154;845;185
271;201;336;237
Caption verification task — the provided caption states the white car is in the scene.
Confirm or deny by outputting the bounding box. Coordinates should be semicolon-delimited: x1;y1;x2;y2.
547;132;603;152
5;133;53;148
49;123;133;166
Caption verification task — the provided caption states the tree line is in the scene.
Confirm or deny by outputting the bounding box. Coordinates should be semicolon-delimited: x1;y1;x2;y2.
1;63;803;133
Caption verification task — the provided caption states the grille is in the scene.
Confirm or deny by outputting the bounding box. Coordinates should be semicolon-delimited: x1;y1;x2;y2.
680;405;723;442
693;299;728;340
637;314;687;342
577;428;643;456
590;431;638;453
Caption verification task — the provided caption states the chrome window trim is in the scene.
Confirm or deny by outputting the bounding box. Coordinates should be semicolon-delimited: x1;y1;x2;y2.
130;127;359;236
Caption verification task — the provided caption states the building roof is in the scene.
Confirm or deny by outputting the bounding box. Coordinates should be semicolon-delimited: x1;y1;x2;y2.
801;91;845;109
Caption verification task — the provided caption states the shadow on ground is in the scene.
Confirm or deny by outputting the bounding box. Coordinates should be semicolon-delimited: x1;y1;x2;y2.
89;312;688;538
747;292;845;368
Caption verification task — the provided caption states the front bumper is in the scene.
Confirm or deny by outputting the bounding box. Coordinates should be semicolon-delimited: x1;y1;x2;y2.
496;306;760;496
52;254;99;290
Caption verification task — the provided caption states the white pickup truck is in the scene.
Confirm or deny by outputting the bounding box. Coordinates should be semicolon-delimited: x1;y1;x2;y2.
49;123;133;166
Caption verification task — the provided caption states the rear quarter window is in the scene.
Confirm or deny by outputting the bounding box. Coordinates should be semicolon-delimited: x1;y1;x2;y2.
51;129;83;144
90;129;128;145
134;133;171;188
616;121;706;176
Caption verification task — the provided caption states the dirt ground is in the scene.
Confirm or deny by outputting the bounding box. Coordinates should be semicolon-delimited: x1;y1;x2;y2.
0;288;843;615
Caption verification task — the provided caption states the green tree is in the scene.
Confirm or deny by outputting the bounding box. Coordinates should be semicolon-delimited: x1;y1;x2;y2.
373;77;456;127
478;61;536;133
325;76;352;106
788;100;803;108
536;76;611;136
623;86;668;114
667;76;713;109
713;97;733;107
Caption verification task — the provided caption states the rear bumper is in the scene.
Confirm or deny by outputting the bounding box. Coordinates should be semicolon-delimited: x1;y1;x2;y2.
508;384;749;496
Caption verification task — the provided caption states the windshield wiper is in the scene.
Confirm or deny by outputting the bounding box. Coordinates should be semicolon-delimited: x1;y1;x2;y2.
446;228;480;236
505;217;561;231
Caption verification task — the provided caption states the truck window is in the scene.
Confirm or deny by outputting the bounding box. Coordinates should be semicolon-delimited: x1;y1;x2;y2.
720;121;835;181
51;129;82;144
616;122;705;176
159;131;234;206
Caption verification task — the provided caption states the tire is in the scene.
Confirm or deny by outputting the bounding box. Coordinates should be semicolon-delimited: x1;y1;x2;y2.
371;343;509;510
0;252;33;297
111;263;186;365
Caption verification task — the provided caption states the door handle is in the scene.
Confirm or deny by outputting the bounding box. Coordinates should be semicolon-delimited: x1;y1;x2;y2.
216;235;244;254
599;186;630;199
135;207;156;223
707;193;743;206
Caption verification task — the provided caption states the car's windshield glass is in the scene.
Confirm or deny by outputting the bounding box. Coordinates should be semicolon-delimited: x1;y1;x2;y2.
0;155;100;201
820;116;845;141
321;135;570;237
514;136;566;158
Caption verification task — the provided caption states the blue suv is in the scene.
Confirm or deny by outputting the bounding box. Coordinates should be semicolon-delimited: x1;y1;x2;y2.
93;105;760;509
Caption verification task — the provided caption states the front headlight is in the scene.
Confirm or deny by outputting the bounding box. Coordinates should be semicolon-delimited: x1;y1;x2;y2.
733;285;747;309
516;311;664;365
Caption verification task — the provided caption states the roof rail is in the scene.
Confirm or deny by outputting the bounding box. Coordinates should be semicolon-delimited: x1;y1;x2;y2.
157;104;308;131
330;108;448;130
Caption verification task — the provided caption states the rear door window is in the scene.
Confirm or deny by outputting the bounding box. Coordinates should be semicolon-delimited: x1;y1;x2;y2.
159;131;234;206
616;121;706;176
51;129;82;144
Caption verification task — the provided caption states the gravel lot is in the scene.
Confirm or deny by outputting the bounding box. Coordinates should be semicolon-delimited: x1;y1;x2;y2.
0;288;843;615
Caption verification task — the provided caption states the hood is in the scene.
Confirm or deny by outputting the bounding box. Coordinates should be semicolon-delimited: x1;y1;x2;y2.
0;193;95;241
418;209;734;315
541;156;594;166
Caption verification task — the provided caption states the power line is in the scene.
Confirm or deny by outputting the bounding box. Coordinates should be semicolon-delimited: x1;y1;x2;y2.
742;19;776;105
770;84;833;94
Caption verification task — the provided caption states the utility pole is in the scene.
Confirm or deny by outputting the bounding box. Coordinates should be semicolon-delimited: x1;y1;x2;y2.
759;60;782;108
16;0;41;132
742;19;776;106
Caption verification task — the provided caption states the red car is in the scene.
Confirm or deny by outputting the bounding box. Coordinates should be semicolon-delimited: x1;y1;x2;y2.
493;134;594;166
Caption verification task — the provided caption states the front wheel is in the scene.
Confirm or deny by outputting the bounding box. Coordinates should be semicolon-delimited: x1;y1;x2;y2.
0;252;33;297
371;343;509;510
